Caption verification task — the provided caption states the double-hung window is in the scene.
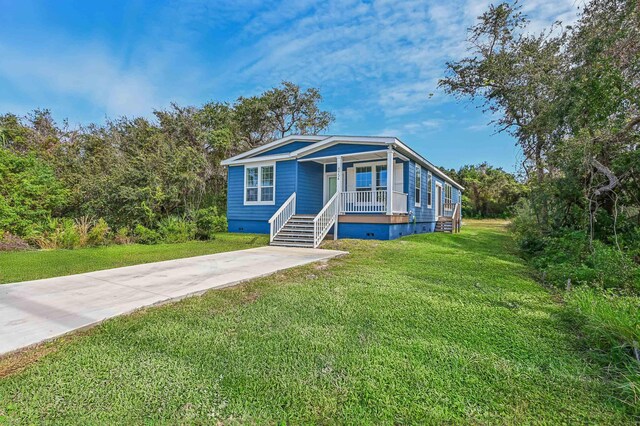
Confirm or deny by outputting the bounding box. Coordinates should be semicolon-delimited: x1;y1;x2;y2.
444;183;452;208
355;166;372;191
415;164;422;207
427;172;432;208
375;165;387;202
244;163;275;205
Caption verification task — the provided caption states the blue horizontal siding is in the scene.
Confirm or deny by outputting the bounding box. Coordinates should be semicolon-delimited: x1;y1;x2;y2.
252;141;317;157
227;160;297;222
301;143;385;159
296;161;324;214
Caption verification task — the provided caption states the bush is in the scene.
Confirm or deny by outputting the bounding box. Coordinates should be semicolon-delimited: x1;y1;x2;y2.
134;224;161;245
533;232;640;293
194;206;227;239
508;198;545;256
74;216;93;247
158;216;196;243
566;287;640;411
114;227;133;245
0;232;31;251
0;148;68;237
34;218;81;250
88;218;110;246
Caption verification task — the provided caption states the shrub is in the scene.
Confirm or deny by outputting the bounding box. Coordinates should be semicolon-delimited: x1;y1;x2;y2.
87;218;110;246
35;218;81;249
134;224;161;245
0;148;68;237
0;232;31;251
194;206;227;239
114;227;133;245
74;216;94;247
534;232;640;293
508;199;545;256
158;216;196;243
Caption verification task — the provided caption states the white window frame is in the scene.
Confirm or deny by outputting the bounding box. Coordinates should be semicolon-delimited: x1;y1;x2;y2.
244;162;276;205
427;171;432;208
355;165;373;191
415;164;421;207
444;183;452;205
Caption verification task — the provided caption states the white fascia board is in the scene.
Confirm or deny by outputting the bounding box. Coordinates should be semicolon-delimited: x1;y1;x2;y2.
221;153;291;166
221;134;327;164
292;136;394;158
393;140;465;190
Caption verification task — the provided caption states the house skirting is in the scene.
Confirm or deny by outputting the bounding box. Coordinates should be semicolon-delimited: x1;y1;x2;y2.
228;219;270;234
228;218;437;240
337;221;435;240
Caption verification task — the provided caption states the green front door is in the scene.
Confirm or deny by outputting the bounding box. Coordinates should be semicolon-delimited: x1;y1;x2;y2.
328;176;337;199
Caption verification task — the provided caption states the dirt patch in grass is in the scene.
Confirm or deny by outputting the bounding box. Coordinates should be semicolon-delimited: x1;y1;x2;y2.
0;343;60;378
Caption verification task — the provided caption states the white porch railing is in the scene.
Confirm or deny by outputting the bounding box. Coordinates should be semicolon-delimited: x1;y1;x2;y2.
340;190;387;213
392;191;408;213
268;192;296;242
340;190;408;214
313;192;339;247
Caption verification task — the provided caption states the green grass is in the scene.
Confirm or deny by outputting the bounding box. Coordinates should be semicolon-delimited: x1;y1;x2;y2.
0;233;268;284
0;221;635;423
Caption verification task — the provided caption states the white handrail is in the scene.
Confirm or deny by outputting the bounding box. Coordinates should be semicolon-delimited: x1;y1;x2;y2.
452;202;461;233
313;192;339;248
268;192;296;242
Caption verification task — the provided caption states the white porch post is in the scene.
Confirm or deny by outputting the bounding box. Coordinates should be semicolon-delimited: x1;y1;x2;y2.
335;156;343;239
386;148;393;215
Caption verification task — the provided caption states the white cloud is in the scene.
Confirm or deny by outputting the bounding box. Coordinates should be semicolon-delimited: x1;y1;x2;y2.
0;0;581;128
0;41;158;119
217;0;581;120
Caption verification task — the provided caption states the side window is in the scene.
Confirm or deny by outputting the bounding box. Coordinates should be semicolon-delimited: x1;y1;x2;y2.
427;172;432;208
245;164;276;204
414;164;421;207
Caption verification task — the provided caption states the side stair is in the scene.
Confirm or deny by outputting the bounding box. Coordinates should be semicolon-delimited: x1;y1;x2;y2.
271;215;316;248
435;218;454;233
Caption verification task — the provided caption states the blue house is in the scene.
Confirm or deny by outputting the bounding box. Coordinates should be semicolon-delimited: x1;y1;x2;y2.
221;135;463;247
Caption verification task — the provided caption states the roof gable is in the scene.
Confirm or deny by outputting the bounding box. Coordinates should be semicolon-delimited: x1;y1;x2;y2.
251;140;318;157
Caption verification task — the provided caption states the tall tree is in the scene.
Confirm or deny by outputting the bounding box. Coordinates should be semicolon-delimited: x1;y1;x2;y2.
439;3;566;226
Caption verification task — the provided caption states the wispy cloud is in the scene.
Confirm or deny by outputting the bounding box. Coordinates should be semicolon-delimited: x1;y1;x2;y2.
0;40;158;119
214;0;581;122
0;0;581;133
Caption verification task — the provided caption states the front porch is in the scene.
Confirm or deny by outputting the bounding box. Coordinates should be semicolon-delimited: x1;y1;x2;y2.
305;147;409;217
267;147;461;247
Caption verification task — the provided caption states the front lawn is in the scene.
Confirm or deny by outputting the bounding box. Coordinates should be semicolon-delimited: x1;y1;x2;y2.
0;233;267;284
0;221;634;423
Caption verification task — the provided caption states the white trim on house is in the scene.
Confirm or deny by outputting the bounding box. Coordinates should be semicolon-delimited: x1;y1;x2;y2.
291;136;396;158
221;135;325;165
415;164;422;207
221;134;464;191
243;161;276;206
427;171;433;209
435;181;443;218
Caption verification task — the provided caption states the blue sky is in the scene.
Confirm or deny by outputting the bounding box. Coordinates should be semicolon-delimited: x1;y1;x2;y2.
0;0;580;172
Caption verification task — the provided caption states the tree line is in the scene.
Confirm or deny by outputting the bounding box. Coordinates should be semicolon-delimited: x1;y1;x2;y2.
440;0;639;410
0;82;333;247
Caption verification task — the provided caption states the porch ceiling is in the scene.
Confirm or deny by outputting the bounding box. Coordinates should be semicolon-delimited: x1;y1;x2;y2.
299;149;408;164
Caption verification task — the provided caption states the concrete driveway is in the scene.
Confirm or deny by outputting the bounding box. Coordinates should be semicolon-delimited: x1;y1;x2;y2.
0;246;346;356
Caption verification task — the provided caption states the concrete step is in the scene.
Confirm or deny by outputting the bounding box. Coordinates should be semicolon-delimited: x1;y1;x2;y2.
282;223;313;231
277;230;313;236
270;241;314;248
274;235;315;242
